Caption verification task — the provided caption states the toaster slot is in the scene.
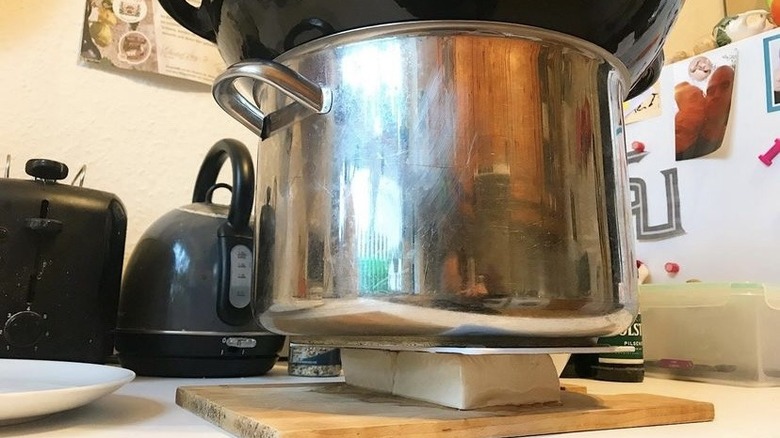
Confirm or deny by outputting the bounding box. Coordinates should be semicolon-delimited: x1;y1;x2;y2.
24;199;63;305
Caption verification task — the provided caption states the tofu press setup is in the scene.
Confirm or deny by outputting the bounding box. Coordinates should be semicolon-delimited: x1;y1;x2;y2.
151;1;717;436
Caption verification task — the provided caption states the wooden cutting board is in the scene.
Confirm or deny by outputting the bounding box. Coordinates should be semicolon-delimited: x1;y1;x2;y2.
176;382;714;437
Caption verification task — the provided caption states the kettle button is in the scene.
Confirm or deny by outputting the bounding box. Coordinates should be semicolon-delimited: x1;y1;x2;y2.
224;337;257;349
229;245;253;309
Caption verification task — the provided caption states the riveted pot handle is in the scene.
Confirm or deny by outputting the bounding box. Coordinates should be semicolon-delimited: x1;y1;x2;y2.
212;60;332;139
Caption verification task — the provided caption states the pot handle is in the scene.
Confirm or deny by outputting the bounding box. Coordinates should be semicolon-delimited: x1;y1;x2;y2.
283;18;335;50
192;138;254;231
212;61;332;139
157;0;216;43
626;51;664;100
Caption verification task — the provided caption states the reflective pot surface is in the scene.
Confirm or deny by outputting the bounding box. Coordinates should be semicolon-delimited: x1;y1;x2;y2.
214;22;638;348
160;0;682;98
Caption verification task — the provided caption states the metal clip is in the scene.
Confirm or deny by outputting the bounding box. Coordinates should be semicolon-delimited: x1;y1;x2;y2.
3;155;9;178
71;165;87;187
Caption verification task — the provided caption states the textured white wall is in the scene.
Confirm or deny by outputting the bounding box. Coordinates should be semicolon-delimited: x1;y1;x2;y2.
0;1;259;263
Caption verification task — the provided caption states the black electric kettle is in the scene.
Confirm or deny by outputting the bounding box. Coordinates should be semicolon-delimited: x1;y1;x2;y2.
115;139;285;377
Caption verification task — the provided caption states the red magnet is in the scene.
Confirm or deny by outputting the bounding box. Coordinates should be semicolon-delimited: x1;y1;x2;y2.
758;138;780;166
664;262;680;274
631;141;645;153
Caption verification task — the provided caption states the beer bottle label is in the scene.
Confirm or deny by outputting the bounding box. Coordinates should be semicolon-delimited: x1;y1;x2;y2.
598;314;643;365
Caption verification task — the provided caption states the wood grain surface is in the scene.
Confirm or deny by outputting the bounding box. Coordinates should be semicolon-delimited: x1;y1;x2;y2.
177;382;714;438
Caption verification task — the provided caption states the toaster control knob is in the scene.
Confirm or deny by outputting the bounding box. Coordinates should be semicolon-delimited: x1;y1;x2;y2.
25;159;68;181
4;311;45;347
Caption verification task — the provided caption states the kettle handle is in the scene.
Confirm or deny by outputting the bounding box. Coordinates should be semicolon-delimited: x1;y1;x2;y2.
192;138;254;231
212;60;332;139
157;0;216;43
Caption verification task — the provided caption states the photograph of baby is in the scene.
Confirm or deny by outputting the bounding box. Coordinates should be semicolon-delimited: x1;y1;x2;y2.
764;33;780;112
673;49;737;161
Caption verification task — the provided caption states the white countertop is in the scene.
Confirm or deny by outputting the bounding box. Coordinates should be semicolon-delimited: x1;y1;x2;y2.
1;363;778;438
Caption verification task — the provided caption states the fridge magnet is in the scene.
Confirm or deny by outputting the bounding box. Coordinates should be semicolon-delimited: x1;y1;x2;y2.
672;49;738;161
764;32;780;113
758;138;780;166
624;82;661;125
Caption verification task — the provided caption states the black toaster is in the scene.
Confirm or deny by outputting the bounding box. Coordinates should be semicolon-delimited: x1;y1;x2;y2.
0;159;127;363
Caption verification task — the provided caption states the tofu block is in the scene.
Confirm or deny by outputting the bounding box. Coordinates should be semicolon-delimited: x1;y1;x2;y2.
550;353;571;376
341;348;397;393
341;349;561;410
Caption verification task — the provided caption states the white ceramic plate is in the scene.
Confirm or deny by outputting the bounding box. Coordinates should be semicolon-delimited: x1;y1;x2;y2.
0;359;135;425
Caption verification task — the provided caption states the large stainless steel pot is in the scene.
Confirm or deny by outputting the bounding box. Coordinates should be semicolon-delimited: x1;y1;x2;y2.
214;22;637;348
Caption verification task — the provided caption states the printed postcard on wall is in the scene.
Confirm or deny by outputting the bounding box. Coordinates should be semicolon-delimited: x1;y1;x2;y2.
764;33;780;113
671;48;738;161
80;0;225;85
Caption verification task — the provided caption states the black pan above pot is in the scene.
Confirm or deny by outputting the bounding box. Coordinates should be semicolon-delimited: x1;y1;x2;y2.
159;0;681;98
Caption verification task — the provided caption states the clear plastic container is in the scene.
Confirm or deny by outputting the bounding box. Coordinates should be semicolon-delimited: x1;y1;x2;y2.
640;283;780;387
